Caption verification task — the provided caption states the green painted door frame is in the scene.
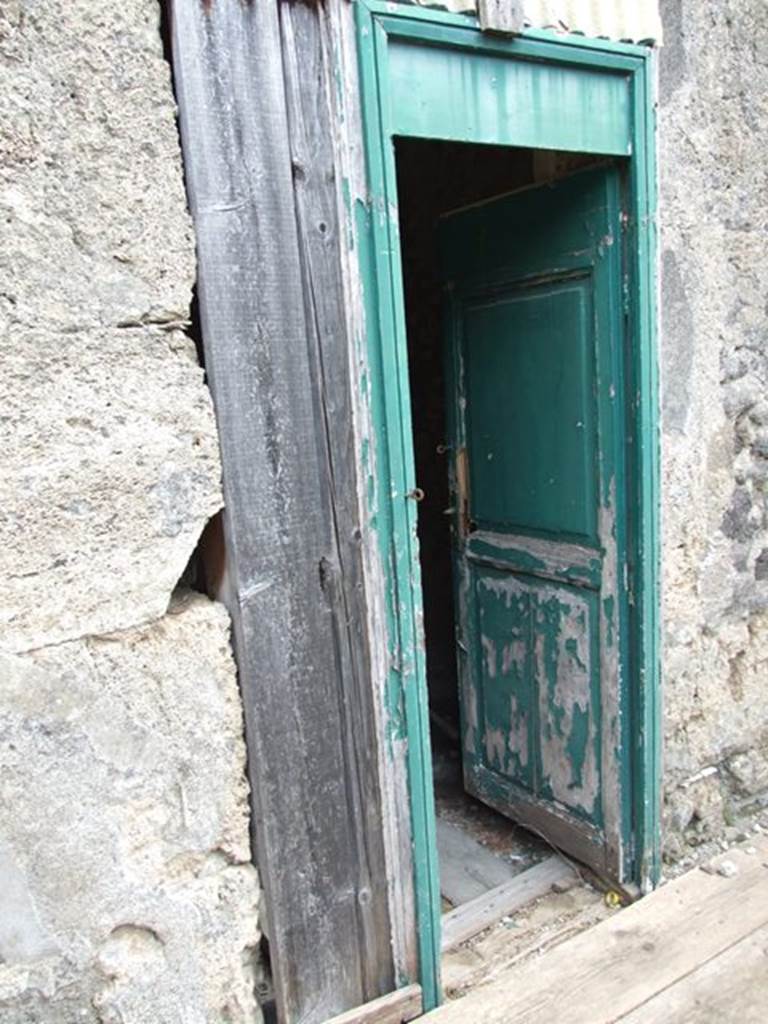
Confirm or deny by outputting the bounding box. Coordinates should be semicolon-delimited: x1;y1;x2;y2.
352;1;660;1010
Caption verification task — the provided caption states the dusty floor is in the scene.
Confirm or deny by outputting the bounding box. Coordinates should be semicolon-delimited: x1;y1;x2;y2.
428;836;768;1022
432;732;552;898
441;872;609;999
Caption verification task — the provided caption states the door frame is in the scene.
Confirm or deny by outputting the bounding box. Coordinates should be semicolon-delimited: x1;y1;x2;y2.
353;1;660;1009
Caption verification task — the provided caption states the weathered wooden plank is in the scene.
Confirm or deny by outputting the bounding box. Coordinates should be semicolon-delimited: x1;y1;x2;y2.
436;819;518;907
279;0;395;1001
170;1;393;1020
320;0;419;983
442;882;608;996
441;855;575;950
478;0;524;35
424;840;768;1022
621;922;768;1023
324;984;422;1024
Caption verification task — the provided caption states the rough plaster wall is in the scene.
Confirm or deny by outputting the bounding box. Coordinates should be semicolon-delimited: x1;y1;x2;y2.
0;1;261;1020
0;596;260;1023
0;0;220;652
659;0;768;857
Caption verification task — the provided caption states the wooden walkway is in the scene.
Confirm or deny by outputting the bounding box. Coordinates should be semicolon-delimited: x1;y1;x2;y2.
425;838;768;1023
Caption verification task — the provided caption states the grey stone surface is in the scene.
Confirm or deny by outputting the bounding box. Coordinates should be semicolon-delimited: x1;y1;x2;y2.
0;0;221;654
0;3;261;1021
0;593;261;1024
659;0;768;852
0;0;194;333
1;323;223;654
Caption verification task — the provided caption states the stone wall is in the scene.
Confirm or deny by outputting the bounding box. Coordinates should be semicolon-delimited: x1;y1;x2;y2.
659;0;768;857
0;2;261;1021
3;0;768;1014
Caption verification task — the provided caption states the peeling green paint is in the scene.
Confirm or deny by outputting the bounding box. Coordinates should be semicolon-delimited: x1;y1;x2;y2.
566;704;592;789
353;0;660;1000
444;169;630;852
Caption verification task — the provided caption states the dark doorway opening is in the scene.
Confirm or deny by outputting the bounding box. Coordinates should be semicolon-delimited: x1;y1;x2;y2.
395;138;603;915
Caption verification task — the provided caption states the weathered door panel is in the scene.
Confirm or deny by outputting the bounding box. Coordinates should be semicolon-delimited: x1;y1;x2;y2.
442;167;629;881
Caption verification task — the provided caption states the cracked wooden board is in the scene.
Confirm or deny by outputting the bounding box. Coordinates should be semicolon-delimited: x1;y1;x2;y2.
424;839;768;1022
622;922;768;1023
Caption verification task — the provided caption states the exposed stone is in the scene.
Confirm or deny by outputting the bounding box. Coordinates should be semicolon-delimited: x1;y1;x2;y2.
659;0;768;851
0;3;259;1021
0;594;261;1024
0;0;221;655
724;749;768;799
717;860;738;879
721;486;762;542
1;323;222;653
754;550;768;582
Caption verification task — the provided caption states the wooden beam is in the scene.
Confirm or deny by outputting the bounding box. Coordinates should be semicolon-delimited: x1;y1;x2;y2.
441;855;575;951
170;1;394;1020
320;0;419;984
324;985;422;1024
279;0;396;996
620;922;768;1023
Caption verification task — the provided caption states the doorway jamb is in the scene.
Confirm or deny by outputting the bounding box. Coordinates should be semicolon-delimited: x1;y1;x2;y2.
353;1;660;1006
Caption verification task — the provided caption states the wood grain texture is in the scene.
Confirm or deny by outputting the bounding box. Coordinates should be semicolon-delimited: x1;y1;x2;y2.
279;0;394;1000
622;922;768;1024
436;819;517;907
170;1;394;1020
478;0;525;35
315;0;420;985
441;883;608;996
324;984;422;1024
424;840;768;1023
441;855;574;950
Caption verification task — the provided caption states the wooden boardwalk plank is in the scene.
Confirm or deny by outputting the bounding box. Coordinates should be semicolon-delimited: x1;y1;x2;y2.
441;855;574;951
425;840;768;1023
621;922;768;1024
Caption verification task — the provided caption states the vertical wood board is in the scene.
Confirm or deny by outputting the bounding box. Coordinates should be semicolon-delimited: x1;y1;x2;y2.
170;1;395;1020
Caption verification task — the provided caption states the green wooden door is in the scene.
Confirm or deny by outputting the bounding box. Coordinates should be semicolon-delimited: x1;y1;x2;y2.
441;167;630;882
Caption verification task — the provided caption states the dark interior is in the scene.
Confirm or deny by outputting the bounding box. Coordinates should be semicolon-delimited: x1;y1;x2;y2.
395;138;536;736
396;138;600;738
395;139;601;905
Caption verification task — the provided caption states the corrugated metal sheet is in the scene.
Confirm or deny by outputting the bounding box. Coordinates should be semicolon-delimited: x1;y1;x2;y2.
409;1;663;44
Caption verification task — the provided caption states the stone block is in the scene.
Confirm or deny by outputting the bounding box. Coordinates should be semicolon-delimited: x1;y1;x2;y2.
659;0;768;849
0;0;221;654
1;324;222;653
0;594;261;1024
